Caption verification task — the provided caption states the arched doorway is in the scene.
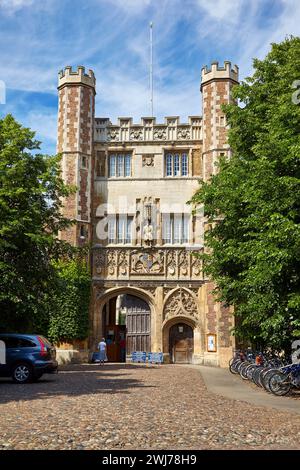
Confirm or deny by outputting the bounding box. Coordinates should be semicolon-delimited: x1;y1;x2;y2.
101;293;151;362
169;323;194;363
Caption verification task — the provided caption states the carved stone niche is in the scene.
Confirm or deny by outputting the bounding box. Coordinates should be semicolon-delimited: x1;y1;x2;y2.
142;154;154;167
95;151;106;177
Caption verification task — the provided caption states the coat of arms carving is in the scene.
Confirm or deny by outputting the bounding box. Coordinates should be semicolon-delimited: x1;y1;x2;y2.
131;250;164;274
142;154;154;167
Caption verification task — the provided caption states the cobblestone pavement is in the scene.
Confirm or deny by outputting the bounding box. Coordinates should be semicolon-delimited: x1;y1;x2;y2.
0;364;299;450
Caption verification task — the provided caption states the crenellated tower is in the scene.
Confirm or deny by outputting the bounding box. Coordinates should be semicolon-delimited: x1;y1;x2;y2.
201;61;239;181
57;65;96;245
200;61;238;362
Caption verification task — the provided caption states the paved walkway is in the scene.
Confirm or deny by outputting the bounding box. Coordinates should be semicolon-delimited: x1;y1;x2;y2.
185;365;300;415
0;363;299;450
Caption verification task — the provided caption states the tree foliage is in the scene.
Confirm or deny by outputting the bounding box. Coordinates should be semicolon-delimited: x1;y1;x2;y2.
191;37;300;351
47;256;91;342
0;114;90;338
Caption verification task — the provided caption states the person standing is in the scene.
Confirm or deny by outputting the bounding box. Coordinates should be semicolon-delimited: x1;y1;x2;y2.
98;337;107;365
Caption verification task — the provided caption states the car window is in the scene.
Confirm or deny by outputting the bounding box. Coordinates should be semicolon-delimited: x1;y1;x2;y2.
0;337;37;348
1;337;20;348
18;338;37;348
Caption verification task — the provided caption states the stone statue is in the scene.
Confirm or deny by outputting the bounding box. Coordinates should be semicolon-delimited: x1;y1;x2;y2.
143;222;153;245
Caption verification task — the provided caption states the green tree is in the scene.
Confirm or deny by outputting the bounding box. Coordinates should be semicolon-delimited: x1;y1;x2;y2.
0;114;74;332
191;37;300;352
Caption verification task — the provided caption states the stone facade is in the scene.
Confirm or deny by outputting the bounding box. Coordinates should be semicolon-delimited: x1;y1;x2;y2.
57;61;239;367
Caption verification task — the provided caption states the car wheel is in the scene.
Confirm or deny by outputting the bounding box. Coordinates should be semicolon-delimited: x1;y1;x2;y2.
12;363;33;384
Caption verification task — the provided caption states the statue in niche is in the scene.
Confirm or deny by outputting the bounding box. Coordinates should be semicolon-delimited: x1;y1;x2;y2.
143;221;153;245
142;202;154;246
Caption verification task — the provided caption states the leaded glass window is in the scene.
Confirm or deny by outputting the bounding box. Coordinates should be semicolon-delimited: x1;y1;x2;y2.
162;214;189;244
166;153;173;176
164;152;188;177
109;154;131;177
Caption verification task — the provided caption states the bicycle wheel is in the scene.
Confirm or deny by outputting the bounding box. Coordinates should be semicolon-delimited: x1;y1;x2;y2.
253;367;263;387
261;368;277;392
246;364;257;381
268;371;291;396
240;363;253;380
229;359;241;374
257;367;268;387
240;362;251;379
237;360;247;375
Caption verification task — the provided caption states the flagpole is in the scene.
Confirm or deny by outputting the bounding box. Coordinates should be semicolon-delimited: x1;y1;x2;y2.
150;21;153;117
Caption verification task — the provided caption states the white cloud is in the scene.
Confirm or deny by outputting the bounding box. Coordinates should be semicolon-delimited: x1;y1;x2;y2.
195;0;242;22
106;0;152;12
0;0;34;14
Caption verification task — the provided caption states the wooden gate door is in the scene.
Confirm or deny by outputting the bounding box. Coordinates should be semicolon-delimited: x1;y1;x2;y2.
126;307;151;354
169;323;194;363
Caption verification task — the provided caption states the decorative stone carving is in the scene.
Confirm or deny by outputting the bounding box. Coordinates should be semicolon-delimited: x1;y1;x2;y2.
166;250;177;276
107;249;117;275
178;250;189;276
142;154;154;167
93;247;203;280
163;288;198;321
130;129;143;141
94;251;106;274
177;127;190;140
116;249;129;275
191;254;202;276
107;129;119;141
131;250;164;274
153;128;166;140
94;117;202;143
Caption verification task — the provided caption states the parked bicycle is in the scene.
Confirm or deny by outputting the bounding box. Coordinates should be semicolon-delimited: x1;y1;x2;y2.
228;349;299;397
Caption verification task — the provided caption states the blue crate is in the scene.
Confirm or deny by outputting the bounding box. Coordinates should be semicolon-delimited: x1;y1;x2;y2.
131;351;147;363
148;352;163;364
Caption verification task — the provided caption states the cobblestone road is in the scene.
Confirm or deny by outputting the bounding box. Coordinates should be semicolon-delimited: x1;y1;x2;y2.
0;364;299;450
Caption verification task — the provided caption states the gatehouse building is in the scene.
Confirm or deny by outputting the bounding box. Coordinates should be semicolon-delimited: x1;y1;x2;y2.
57;61;239;367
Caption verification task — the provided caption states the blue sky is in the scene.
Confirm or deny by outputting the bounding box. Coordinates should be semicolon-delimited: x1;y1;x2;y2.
0;0;300;154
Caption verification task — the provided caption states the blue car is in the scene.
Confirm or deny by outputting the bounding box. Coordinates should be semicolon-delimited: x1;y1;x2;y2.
0;334;58;384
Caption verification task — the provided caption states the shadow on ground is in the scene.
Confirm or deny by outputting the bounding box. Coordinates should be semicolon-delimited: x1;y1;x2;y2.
0;364;157;404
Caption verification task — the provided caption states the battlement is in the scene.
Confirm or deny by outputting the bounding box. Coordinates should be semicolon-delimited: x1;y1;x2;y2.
95;116;202;127
94;116;202;142
201;61;239;88
58;65;96;89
